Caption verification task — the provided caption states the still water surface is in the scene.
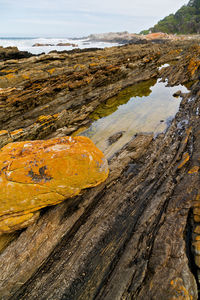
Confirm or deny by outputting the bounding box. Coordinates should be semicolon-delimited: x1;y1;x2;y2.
78;79;189;158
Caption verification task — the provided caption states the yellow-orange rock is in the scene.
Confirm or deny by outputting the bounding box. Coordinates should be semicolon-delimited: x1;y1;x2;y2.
0;136;109;234
145;32;169;40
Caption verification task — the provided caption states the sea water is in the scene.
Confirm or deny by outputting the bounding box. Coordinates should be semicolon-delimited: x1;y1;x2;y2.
0;37;119;54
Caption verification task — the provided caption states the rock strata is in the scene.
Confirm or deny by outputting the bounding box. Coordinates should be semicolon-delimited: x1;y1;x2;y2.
0;40;199;299
0;41;190;146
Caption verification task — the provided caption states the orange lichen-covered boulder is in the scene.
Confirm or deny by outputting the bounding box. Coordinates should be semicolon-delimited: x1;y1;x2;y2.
0;136;109;234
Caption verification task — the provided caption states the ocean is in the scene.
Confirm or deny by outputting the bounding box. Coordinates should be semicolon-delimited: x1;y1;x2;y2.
0;37;119;54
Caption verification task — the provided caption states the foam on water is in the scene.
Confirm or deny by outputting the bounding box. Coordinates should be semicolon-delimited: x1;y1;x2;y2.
0;37;119;54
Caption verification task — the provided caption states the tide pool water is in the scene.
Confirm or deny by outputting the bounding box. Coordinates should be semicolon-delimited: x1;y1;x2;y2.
0;37;119;54
78;79;189;158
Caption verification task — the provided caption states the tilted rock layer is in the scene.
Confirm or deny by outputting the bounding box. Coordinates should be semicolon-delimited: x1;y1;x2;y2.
0;136;108;234
0;42;200;299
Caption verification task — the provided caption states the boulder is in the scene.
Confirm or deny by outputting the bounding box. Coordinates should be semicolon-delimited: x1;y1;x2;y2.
0;136;109;234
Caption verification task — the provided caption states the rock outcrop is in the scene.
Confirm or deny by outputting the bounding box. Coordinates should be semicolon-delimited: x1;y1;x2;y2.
88;31;147;44
0;136;108;234
56;43;78;47
0;46;33;61
0;40;193;148
32;43;78;47
0;40;199;299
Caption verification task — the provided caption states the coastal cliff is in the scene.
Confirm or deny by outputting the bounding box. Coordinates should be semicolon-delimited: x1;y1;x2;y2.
0;40;200;299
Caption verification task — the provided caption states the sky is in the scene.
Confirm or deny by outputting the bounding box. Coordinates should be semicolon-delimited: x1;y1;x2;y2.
0;0;188;37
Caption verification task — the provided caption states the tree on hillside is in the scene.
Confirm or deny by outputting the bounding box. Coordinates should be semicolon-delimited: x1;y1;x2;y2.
140;0;200;34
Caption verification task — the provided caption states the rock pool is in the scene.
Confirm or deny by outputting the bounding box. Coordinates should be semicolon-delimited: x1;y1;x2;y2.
77;79;189;158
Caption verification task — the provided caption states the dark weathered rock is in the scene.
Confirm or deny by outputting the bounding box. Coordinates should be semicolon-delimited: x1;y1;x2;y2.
56;43;78;47
32;43;54;47
0;46;33;61
107;131;125;145
173;90;182;97
32;43;78;47
0;40;200;299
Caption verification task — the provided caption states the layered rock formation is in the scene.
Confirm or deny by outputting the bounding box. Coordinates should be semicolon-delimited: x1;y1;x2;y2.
0;136;108;234
0;40;193;146
0;40;199;299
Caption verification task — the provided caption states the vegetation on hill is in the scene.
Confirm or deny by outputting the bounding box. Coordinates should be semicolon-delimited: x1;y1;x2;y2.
141;0;200;34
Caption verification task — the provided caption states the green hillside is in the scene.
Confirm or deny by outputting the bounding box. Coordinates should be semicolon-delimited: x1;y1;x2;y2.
141;0;200;34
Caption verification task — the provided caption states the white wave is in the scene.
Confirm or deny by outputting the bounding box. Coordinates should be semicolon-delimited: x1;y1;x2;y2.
0;37;119;54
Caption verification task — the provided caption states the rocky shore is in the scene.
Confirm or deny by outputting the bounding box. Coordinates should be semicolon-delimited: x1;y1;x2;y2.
87;31;200;44
0;39;200;299
87;31;146;44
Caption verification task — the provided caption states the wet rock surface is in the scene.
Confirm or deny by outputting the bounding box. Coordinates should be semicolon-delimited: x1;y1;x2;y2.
0;40;199;299
107;131;125;145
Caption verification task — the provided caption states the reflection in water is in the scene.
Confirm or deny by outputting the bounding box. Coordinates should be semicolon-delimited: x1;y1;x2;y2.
78;79;189;158
90;79;157;120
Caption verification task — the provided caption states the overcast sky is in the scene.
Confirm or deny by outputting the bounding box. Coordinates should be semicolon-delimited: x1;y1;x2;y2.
1;0;187;37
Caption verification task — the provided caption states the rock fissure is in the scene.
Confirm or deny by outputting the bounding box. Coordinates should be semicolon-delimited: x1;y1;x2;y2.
185;209;200;297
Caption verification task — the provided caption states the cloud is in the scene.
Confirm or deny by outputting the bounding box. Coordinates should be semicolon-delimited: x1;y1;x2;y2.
0;0;187;36
0;0;187;16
